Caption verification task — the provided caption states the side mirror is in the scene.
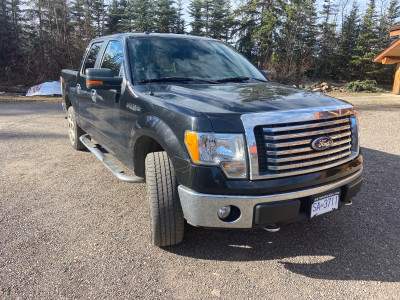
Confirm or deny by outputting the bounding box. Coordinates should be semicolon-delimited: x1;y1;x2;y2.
86;68;123;90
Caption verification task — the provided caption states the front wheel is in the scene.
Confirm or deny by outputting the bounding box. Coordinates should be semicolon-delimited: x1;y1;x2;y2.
67;106;85;150
145;152;184;246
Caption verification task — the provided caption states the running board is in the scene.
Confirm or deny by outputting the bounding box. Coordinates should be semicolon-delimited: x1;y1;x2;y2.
79;134;145;183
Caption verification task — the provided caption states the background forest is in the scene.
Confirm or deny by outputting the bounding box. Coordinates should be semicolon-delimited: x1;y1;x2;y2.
0;0;399;85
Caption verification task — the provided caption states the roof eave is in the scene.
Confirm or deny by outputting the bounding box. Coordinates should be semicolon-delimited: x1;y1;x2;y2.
374;39;400;63
390;24;400;32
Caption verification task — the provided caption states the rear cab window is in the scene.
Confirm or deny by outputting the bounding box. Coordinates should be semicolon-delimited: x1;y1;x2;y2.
81;42;103;75
100;41;123;77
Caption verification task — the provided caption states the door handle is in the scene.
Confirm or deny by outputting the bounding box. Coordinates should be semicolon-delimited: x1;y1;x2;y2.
91;89;97;102
76;83;81;94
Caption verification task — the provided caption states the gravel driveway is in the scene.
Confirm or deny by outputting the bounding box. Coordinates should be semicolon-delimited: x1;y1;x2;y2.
0;97;399;299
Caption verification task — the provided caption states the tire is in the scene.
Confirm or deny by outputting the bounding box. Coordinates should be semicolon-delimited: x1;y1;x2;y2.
145;151;184;246
67;106;85;150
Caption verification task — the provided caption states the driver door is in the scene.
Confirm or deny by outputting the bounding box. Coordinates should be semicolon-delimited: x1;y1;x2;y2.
91;40;124;153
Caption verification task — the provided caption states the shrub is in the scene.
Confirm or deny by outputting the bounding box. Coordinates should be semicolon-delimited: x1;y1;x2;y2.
345;80;382;93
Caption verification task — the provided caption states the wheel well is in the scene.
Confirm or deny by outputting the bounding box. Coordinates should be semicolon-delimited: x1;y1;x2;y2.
133;136;164;178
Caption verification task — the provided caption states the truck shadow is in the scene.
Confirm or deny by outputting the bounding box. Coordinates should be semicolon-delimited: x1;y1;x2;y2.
164;147;400;282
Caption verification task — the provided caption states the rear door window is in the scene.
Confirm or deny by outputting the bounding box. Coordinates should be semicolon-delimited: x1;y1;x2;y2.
100;41;123;77
82;42;103;74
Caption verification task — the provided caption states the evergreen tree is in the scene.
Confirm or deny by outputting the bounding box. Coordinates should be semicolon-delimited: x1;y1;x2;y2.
107;0;123;33
235;0;283;68
91;0;106;36
203;0;213;35
175;0;185;33
316;0;339;78
209;0;231;40
386;0;400;44
188;0;205;35
272;0;318;83
70;0;85;38
231;0;258;61
131;0;154;32
336;2;360;80
372;0;400;83
350;0;380;80
154;0;177;33
388;0;400;26
106;0;131;33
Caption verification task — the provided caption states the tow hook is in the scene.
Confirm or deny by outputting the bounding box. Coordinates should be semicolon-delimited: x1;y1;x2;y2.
263;224;280;233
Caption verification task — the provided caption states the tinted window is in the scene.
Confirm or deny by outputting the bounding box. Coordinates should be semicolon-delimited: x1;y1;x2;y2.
101;41;123;76
83;42;103;72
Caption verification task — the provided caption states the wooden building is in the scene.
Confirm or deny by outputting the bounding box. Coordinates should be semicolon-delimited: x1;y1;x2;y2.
374;24;400;94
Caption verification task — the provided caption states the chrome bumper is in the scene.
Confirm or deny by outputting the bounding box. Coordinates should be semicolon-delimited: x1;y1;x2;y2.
177;168;362;228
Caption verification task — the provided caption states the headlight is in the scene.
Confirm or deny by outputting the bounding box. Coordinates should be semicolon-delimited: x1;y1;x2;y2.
185;131;247;179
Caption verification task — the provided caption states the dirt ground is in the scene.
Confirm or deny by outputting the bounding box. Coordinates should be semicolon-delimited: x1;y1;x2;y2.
0;93;399;299
326;92;400;109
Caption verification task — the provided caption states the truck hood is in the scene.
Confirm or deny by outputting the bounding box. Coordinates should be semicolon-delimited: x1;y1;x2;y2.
136;82;350;132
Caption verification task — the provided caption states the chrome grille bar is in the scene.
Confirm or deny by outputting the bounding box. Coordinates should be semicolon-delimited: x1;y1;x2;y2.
264;125;351;141
266;132;351;149
261;157;357;179
263;118;349;133
267;138;352;156
266;139;312;149
268;151;352;171
268;145;351;163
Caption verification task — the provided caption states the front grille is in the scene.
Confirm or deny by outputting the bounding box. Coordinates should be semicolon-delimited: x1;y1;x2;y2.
255;115;354;178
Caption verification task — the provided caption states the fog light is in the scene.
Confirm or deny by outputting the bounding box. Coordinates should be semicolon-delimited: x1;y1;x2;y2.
217;206;231;220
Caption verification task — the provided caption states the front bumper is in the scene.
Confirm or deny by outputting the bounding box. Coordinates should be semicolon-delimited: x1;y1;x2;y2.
178;168;363;229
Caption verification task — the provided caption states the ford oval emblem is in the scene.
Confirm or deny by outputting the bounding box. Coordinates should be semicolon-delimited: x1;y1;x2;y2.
311;136;333;151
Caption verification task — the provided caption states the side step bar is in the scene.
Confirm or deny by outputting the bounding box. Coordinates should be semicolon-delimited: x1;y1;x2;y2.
79;134;145;183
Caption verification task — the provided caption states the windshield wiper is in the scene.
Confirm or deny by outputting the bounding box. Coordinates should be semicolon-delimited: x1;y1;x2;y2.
140;77;195;83
216;76;269;83
140;77;219;84
216;76;250;83
252;77;269;82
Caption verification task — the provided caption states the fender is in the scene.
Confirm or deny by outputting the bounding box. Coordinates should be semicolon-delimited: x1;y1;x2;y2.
129;114;191;178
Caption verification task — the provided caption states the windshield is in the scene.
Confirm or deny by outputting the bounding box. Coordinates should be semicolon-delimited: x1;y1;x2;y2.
128;37;266;83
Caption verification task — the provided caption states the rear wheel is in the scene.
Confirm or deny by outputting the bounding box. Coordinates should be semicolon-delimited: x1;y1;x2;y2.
145;151;184;246
67;106;85;150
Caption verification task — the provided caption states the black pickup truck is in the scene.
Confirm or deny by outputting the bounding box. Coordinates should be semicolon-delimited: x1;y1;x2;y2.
61;33;363;246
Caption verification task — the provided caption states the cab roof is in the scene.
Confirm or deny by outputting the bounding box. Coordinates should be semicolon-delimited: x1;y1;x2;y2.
91;33;216;42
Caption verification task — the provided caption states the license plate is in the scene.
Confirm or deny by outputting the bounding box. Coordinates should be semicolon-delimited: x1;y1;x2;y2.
310;191;340;218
